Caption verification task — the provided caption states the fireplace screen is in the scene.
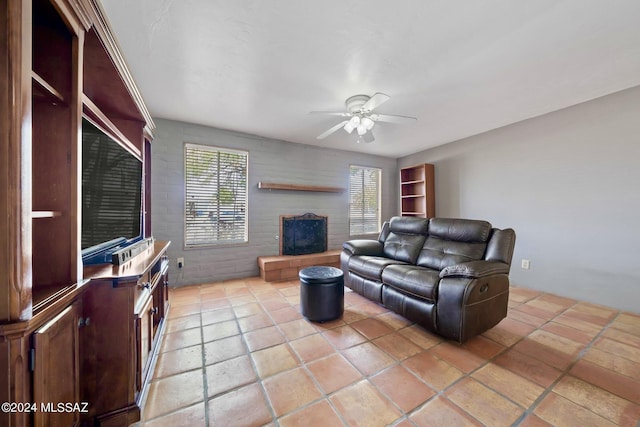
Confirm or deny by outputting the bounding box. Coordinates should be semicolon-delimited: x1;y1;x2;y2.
280;213;327;255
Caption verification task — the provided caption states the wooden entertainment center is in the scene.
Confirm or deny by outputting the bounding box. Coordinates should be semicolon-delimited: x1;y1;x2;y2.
1;0;169;425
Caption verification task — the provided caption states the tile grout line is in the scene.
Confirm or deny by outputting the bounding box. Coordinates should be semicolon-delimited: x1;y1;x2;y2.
286;297;443;425
507;297;582;426
265;281;356;425
396;293;599;426
168;287;524;425
198;290;212;427
252;285;401;425
167;284;285;424
160;284;638;426
198;285;411;425
381;297;530;426
247;284;291;426
350;315;444;425
510;296;622;426
258;287;490;425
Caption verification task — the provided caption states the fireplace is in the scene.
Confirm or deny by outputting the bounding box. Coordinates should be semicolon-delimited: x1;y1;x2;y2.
280;213;327;255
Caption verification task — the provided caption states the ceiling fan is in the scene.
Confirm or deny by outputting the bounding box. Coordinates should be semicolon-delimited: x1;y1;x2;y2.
311;93;416;143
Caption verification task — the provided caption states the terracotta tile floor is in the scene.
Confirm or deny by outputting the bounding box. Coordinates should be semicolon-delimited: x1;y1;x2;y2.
134;277;640;427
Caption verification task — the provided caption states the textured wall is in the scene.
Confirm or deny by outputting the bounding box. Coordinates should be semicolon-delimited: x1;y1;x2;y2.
399;86;640;313
151;119;398;286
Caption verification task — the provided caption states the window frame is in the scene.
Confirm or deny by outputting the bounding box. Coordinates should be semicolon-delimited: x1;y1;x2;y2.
183;143;249;248
348;164;382;236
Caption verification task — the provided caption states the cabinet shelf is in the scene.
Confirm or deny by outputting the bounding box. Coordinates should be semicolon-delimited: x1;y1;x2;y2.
401;194;424;199
32;211;62;219
401;179;425;185
32;282;84;314
32;71;65;104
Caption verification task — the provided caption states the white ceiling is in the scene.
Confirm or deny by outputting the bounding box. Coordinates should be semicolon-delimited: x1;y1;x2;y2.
100;0;640;158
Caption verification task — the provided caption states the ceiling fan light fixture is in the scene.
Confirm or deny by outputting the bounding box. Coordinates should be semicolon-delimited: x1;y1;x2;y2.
313;93;416;142
343;122;355;134
344;115;360;134
361;116;375;130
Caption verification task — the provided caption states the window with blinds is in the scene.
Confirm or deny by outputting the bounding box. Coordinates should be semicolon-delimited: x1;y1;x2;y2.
349;165;381;235
184;143;248;247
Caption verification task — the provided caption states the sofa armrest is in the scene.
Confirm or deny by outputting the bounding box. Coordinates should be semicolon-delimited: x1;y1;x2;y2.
440;260;510;279
437;275;510;342
342;240;384;257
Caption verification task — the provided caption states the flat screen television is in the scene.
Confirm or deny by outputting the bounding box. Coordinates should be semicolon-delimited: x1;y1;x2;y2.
81;117;143;263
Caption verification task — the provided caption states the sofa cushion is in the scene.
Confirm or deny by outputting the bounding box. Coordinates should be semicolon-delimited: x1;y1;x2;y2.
429;218;492;242
388;216;429;235
382;217;428;264
417;218;492;270
381;264;440;302
348;256;407;281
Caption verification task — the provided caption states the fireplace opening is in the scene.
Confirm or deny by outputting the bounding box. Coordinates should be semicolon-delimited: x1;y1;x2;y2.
280;213;327;256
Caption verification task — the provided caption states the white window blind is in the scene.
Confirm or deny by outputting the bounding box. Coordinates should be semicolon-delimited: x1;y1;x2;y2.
349;165;381;235
184;143;248;247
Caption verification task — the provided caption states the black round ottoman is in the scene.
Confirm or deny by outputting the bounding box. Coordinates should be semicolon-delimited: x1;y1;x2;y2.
299;266;344;322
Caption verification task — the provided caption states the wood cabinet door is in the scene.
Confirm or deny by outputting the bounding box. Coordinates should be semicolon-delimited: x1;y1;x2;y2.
33;301;81;427
152;281;164;339
161;267;170;317
136;295;153;395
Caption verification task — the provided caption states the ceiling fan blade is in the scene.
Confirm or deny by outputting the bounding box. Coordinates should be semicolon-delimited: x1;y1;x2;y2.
309;111;350;117
362;131;375;143
362;92;390;112
317;120;349;139
372;113;417;124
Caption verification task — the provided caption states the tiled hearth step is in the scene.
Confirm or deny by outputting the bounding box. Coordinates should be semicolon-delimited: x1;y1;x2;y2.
257;250;341;282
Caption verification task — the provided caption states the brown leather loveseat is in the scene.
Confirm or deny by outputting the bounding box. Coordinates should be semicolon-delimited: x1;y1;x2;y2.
341;217;516;342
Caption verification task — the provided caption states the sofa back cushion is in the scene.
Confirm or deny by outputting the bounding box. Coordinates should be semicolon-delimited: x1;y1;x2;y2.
417;218;492;270
382;217;428;264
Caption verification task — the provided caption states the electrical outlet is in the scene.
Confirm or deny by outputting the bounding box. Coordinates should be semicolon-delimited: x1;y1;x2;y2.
521;259;530;270
177;257;184;268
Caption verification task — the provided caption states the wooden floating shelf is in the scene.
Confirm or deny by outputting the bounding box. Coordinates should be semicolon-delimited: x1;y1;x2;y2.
257;182;344;193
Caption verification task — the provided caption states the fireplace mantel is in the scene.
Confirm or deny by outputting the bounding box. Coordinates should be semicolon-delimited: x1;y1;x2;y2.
257;182;344;193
